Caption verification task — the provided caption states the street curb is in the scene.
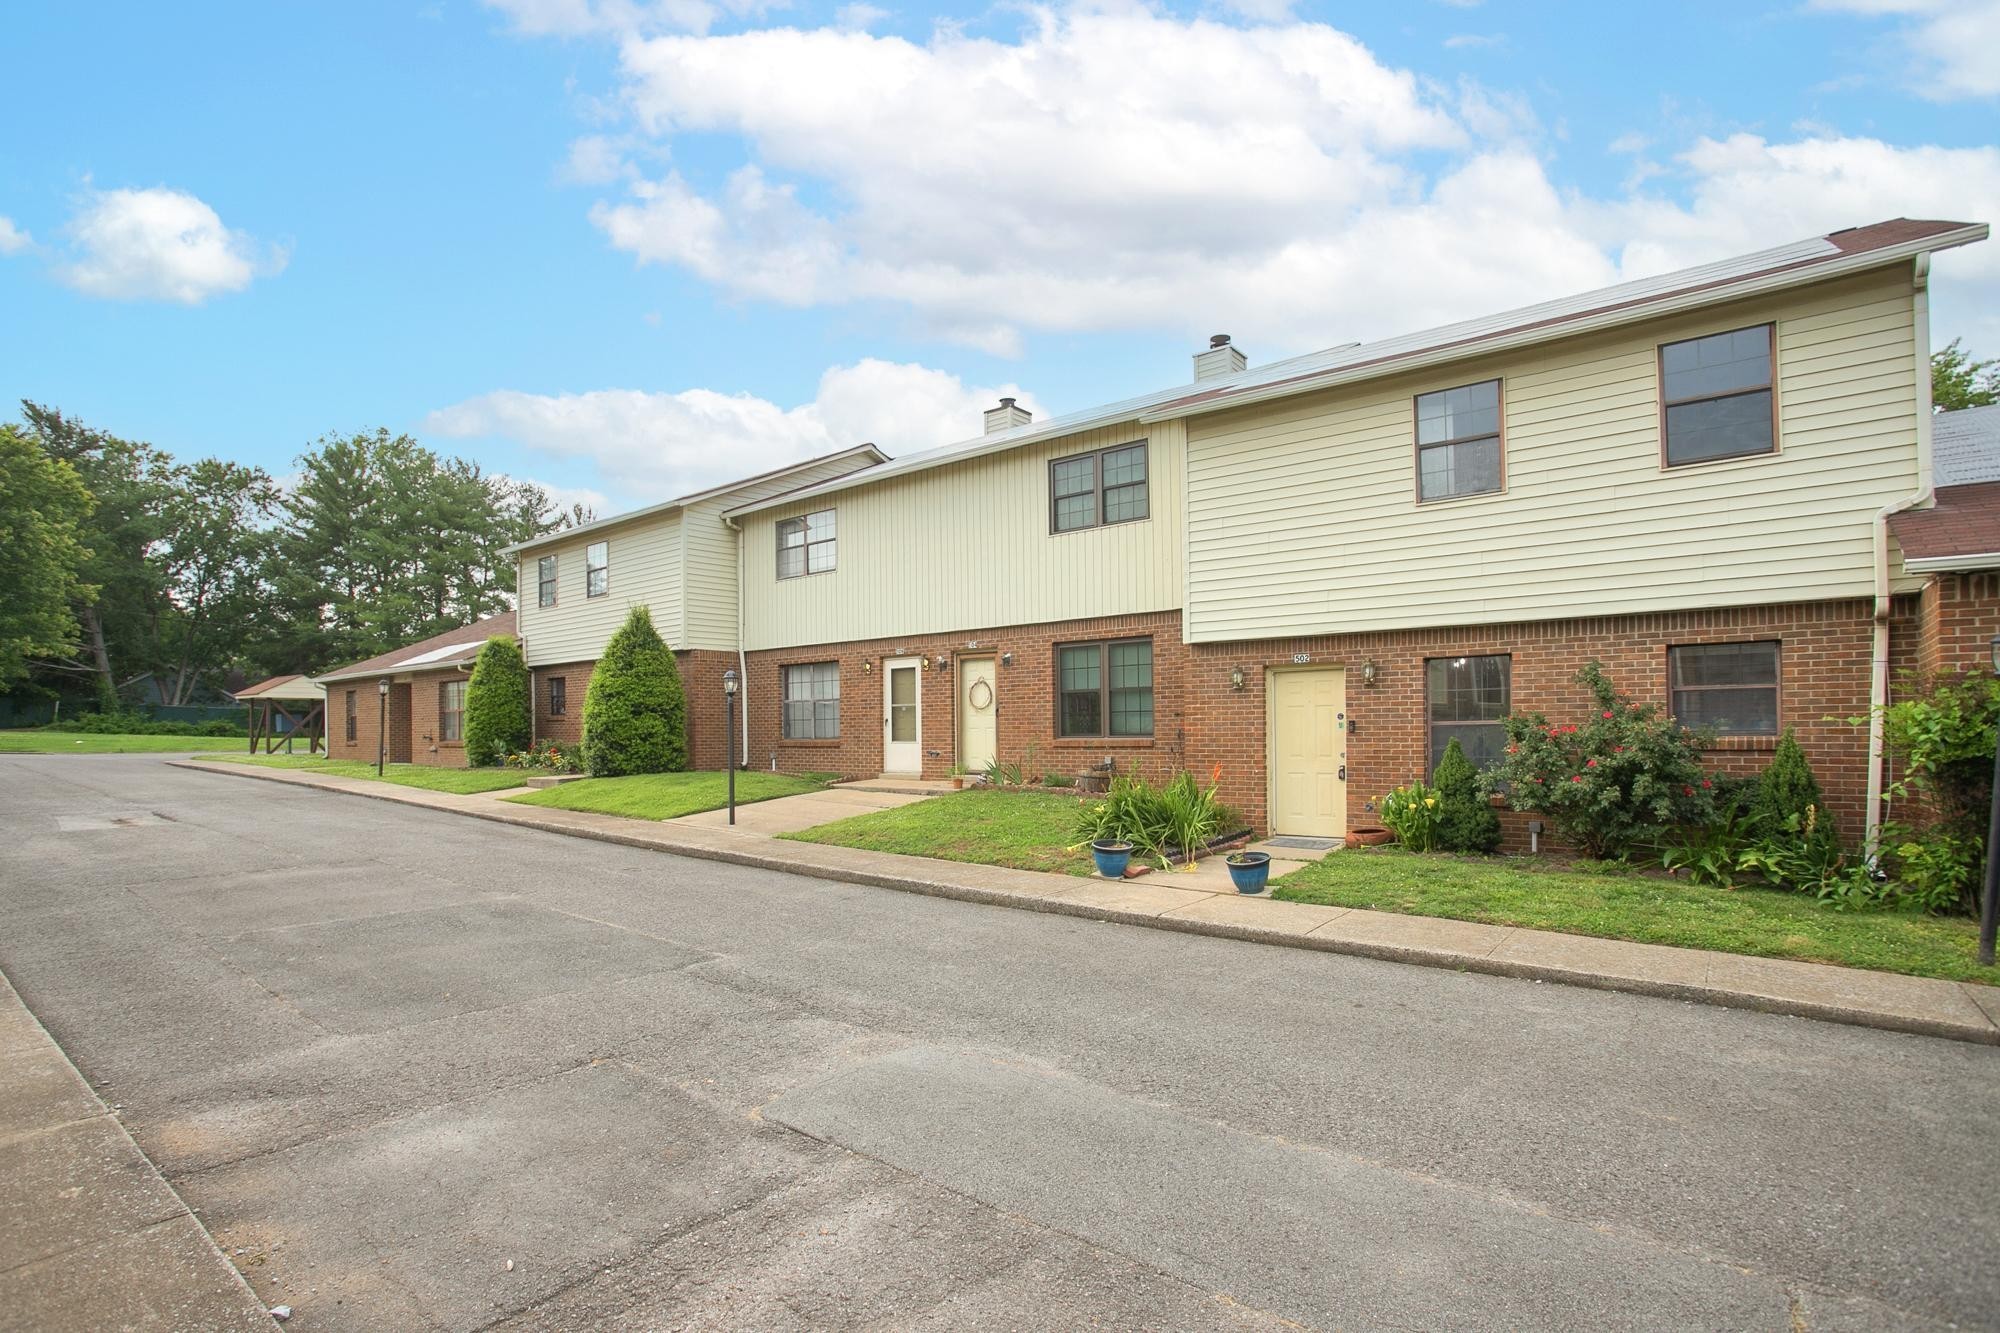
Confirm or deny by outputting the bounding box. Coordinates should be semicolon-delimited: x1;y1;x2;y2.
170;760;2000;1049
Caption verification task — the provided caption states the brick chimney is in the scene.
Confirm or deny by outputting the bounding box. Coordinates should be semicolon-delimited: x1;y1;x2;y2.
983;396;1032;434
1193;333;1247;382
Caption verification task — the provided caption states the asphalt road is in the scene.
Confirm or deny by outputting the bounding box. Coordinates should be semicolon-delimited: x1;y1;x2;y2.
2;755;1997;1332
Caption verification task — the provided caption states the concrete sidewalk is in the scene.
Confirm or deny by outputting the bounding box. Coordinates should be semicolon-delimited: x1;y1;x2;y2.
0;971;275;1331
174;760;2000;1048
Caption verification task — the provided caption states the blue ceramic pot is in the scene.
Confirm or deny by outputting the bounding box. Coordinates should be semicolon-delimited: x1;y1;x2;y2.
1226;852;1271;894
1091;840;1134;878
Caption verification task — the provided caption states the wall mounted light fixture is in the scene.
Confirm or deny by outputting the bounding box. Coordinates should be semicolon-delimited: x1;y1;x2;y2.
934;655;951;672
861;661;872;673
1001;652;1013;666
1229;666;1245;692
1361;659;1378;686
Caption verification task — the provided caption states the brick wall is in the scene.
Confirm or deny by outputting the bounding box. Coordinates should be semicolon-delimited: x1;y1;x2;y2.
531;660;594;747
742;611;1190;783
409;671;470;768
529;651;734;769
1185;597;1929;842
1915;572;2000;679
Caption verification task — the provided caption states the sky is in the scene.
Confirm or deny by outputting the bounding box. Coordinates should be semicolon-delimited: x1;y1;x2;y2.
4;0;1999;515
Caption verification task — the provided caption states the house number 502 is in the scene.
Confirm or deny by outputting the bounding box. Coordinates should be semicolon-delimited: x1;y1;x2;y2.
1291;653;1311;664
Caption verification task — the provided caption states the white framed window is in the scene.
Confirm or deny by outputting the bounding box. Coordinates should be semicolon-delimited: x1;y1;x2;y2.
537;555;557;607
778;510;836;579
1415;380;1503;503
782;662;840;739
585;542;608;598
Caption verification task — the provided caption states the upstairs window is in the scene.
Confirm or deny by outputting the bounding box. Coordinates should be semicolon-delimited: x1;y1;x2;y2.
1426;655;1511;772
537;555;558;608
439;679;467;742
585;542;609;598
1415;380;1503;503
782;662;840;739
1669;641;1779;735
1660;324;1776;466
778;510;837;579
1057;639;1153;737
1051;442;1149;533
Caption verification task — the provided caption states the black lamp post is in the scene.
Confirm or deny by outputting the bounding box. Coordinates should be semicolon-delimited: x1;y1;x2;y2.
1981;636;2000;967
723;669;739;826
376;677;390;777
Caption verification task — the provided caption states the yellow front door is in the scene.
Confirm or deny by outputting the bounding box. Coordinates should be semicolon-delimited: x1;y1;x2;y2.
1268;668;1347;838
958;657;997;773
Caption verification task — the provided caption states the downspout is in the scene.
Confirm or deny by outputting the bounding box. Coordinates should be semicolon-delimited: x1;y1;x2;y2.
1867;253;1937;853
724;514;749;768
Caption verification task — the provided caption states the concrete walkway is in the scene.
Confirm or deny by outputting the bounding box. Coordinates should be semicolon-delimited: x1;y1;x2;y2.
174;760;2000;1047
0;970;275;1331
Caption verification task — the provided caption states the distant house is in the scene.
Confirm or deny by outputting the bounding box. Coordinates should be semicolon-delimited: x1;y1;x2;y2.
363;217;1999;850
317;612;516;768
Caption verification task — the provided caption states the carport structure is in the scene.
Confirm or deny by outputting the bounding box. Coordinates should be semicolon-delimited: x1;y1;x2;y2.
236;674;326;754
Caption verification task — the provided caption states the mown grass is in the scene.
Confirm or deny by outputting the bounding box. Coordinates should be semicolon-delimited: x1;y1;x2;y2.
1274;846;2000;985
1;730;248;754
780;788;1096;875
506;770;833;820
196;754;529;793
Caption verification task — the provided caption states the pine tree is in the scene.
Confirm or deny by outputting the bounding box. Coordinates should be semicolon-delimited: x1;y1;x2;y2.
1433;737;1502;853
462;635;531;766
1754;728;1837;848
580;606;688;776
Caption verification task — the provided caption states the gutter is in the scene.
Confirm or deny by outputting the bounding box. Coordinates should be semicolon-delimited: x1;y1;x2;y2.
1867;253;1939;853
724;514;749;767
1904;553;2000;574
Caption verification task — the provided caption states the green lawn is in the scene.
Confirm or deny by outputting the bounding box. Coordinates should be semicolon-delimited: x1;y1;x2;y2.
195;754;529;794
1;730;249;754
1275;847;2000;985
506;770;834;820
780;788;1096;875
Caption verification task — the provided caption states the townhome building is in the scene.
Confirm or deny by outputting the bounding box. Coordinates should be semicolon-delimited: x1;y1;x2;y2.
348;216;1995;853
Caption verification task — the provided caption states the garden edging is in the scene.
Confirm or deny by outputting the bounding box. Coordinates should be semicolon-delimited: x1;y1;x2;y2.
171;759;2000;1048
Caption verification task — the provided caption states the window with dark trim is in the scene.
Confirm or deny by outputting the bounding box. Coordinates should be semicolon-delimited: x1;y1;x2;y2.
1660;324;1776;466
1669;641;1779;735
344;689;357;743
548;676;566;716
1056;639;1153;737
1426;655;1510;772
585;542;609;598
781;662;840;739
1050;442;1149;533
1415;379;1503;502
439;679;467;742
537;555;558;608
777;510;836;579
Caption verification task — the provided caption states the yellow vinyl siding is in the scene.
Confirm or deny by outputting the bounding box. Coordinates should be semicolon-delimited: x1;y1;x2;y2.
515;513;683;667
1183;266;1921;643
741;421;1185;651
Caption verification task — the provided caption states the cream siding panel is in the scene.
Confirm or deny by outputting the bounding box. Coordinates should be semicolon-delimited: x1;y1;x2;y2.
515;514;683;667
741;421;1185;650
1184;266;1922;643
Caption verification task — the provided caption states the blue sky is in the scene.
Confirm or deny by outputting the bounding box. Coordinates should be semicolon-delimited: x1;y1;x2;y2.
3;1;1997;511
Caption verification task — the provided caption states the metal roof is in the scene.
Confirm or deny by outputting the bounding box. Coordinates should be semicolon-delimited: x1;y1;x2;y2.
1935;404;2000;488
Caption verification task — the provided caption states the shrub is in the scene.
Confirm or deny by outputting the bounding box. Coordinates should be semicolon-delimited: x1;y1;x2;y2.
505;741;583;774
1861;669;2000;915
1431;738;1501;853
463;635;531;766
1072;767;1232;868
1043;771;1075;788
1379;779;1443;853
48;711;246;738
1484;661;1715;860
580;606;689;777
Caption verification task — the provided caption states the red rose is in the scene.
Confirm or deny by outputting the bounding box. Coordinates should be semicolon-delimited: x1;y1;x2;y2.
1602;711;1613;719
1701;779;1712;789
1585;759;1597;767
1572;775;1584;783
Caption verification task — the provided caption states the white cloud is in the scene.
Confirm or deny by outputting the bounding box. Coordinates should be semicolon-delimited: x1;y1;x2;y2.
425;359;1039;501
559;134;632;185
57;187;285;304
0;216;30;255
481;0;780;37
1443;32;1504;48
1811;0;2000;100
834;3;888;30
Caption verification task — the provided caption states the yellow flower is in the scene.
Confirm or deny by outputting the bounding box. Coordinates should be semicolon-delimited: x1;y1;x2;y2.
1424;797;1437;808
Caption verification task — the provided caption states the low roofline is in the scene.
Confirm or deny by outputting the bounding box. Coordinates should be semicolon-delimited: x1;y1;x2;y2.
719;218;1985;519
500;443;889;556
314;654;480;687
1905;552;2000;574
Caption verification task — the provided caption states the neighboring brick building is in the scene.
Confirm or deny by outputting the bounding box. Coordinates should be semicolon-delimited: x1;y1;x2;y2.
319;612;516;769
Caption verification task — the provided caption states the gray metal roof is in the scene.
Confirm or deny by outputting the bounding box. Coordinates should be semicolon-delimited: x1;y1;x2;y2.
1935;404;2000;487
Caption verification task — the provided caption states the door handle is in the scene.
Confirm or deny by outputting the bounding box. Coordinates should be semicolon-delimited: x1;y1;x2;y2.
1338;765;1346;781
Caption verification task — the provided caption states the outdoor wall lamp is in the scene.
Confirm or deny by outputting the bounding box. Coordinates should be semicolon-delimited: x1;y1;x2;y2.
1361;660;1378;686
1229;666;1245;692
934;655;950;672
861;661;872;673
1001;652;1013;666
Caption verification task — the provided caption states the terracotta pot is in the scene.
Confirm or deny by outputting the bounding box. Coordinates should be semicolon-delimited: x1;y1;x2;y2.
1345;827;1396;848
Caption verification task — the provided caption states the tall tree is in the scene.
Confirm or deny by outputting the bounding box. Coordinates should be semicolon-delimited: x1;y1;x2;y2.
0;425;93;688
154;458;280;704
1933;338;2000;412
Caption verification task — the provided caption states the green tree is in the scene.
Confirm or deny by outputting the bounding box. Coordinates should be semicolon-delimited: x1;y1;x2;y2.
581;606;688;777
1752;729;1838;845
1932;339;2000;412
154;458;280;704
0;426;93;688
462;634;531;766
1432;737;1502;853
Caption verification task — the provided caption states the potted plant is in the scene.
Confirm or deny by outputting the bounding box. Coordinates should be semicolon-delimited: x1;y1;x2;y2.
1224;851;1271;894
948;763;967;790
1090;839;1134;878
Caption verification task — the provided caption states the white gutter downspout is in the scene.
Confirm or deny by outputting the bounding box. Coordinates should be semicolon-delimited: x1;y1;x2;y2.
724;514;749;767
1867;253;1937;854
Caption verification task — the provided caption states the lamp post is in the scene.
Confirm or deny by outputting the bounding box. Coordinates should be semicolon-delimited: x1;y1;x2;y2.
376;678;390;778
723;669;739;826
1981;636;2000;967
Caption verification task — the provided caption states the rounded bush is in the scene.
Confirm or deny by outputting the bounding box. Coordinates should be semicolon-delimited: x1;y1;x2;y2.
463;634;531;767
580;606;688;777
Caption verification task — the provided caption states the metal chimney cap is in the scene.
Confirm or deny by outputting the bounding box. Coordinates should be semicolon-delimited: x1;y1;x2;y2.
1209;334;1231;348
